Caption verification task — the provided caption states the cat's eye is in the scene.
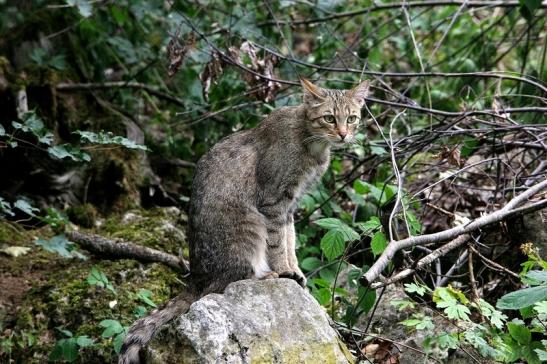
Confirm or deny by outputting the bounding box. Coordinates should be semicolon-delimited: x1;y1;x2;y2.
323;115;336;124
347;115;359;124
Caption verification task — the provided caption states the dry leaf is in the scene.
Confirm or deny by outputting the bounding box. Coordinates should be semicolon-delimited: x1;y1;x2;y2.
1;246;31;257
166;31;196;77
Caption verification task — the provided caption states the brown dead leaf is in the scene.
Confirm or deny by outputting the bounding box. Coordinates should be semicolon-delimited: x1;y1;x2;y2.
230;41;281;102
362;339;400;364
166;31;196;77
199;51;224;101
434;146;463;167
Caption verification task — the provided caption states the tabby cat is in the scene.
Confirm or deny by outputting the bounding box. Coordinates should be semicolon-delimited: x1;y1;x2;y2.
119;77;370;364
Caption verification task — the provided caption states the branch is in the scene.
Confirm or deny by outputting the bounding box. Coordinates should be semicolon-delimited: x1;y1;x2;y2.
259;1;547;27
371;234;470;288
67;231;190;274
361;179;547;285
56;82;186;107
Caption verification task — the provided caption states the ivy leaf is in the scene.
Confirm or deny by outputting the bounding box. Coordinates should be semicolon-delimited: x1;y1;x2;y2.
35;234;86;260
14;199;39;216
370;231;387;257
75;130;148;150
496;286;547;310
48;144;91;162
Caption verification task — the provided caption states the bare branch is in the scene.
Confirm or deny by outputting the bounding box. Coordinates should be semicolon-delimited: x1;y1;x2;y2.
361;179;547;285
67;231;190;274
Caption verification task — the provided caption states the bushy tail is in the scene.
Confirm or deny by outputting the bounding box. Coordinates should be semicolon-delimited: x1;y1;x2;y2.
118;290;196;364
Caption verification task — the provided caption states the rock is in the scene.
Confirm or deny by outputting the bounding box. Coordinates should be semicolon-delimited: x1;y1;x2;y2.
147;279;355;364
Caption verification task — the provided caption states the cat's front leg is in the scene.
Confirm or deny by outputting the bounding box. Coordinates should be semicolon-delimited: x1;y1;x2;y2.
261;207;293;275
285;215;306;287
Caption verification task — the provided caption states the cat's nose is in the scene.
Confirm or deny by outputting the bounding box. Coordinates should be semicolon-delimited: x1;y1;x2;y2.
338;130;347;140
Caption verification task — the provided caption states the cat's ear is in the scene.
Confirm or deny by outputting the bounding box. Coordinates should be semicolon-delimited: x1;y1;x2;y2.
347;80;370;107
299;76;326;105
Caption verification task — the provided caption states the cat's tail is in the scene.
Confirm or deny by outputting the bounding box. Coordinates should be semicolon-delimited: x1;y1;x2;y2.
118;290;197;364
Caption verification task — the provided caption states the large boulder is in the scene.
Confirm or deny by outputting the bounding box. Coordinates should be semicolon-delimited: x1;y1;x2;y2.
147;279;355;364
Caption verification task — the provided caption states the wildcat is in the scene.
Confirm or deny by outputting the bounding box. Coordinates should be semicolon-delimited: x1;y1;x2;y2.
119;77;370;364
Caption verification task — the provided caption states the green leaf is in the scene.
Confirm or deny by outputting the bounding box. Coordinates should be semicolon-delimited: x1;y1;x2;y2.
50;338;78;362
526;270;547;283
357;287;376;313
404;283;428;296
300;257;322;271
75;130;147;150
137;289;157;308
520;0;542;13
355;216;381;234
113;332;126;353
401;315;434;330
370;231;387;257
535;348;547;362
320;229;345;261
314;218;344;230
507;322;531;345
353;180;370;194
76;336;94;348
444;303;471;321
14;199;39;216
533;300;547;315
0;124;5;136
99;319;124;338
48;144;91;162
497;286;547;310
36;235;86;260
312;287;331;306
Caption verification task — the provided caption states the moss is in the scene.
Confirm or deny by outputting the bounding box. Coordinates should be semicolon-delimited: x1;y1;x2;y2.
1;208;188;363
67;203;98;228
100;207;188;255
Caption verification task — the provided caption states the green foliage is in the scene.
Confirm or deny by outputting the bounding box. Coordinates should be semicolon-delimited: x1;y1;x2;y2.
99;320;127;354
50;328;94;363
35;234;87;260
74;130;148;151
398;253;547;363
87;266;117;295
136;289;157;308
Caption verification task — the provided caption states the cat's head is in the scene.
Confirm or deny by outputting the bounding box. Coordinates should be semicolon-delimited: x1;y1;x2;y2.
300;77;369;146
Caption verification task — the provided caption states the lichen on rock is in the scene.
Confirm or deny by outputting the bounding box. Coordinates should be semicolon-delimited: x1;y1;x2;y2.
147;279;355;364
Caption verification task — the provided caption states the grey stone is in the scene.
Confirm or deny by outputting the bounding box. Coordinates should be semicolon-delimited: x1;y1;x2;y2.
147;279;355;364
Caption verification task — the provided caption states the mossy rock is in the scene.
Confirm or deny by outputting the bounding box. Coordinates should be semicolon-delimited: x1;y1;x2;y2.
0;207;188;363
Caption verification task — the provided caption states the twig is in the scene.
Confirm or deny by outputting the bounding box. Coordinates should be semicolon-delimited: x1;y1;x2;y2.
468;245;520;279
361;179;547;285
56;82;186;107
372;234;470;288
67;231;190;274
468;248;480;300
258;1;546;27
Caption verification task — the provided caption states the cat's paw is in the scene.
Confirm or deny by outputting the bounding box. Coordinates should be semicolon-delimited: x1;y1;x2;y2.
279;271;307;288
259;271;279;280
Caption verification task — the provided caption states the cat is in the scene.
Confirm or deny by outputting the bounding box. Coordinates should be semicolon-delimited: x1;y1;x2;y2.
118;77;369;364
